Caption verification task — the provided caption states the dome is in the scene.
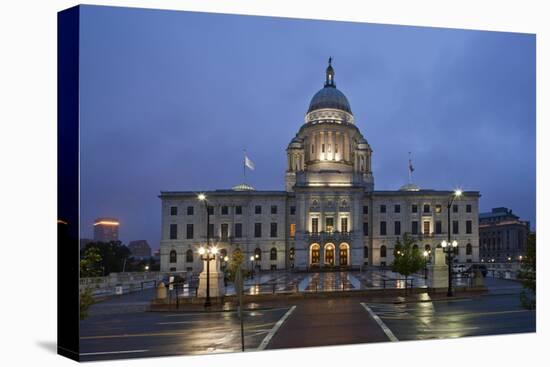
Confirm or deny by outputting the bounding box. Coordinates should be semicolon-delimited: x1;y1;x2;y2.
232;183;256;191
307;58;352;114
400;183;421;192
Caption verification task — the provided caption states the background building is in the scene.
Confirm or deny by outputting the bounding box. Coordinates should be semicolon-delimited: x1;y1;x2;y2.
479;207;530;262
93;217;120;242
160;61;480;273
128;240;152;258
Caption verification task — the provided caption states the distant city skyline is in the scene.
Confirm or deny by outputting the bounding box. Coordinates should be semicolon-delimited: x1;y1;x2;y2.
79;6;536;251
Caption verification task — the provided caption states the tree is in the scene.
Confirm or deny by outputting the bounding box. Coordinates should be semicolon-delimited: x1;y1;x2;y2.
391;234;424;291
226;250;245;282
517;233;536;309
81;241;131;275
79;247;103;319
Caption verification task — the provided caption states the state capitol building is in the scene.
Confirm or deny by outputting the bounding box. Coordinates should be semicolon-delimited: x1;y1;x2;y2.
160;61;480;273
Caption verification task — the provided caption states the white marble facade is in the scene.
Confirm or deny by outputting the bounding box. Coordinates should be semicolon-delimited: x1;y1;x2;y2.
160;61;480;273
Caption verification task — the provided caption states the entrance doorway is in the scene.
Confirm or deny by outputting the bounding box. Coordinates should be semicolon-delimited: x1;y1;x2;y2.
325;244;335;266
310;243;320;265
339;244;348;266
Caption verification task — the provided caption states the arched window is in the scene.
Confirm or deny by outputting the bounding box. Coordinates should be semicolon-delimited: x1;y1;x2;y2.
380;245;387;258
185;249;193;263
254;247;262;261
169;250;177;263
466;243;472;255
436;243;442;248
412;244;419;251
364;246;369;258
289;247;295;261
270;247;277;261
220;248;228;258
425;244;431;252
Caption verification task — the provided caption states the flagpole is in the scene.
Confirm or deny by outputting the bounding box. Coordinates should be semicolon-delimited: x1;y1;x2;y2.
408;152;412;183
243;149;246;184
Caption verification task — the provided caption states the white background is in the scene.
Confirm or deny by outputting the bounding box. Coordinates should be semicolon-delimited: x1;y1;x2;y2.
0;1;547;366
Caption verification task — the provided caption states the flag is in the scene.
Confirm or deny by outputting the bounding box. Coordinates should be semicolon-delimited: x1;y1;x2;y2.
409;159;415;173
245;155;255;170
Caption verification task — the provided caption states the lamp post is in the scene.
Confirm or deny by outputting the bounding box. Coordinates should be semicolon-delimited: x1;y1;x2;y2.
198;193;217;308
423;250;428;279
442;189;462;297
249;255;255;279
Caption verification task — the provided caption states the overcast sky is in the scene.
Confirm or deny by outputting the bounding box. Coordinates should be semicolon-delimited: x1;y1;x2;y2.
79;5;536;250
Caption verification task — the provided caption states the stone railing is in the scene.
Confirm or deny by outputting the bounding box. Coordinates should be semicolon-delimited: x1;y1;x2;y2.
80;271;166;297
305;231;353;243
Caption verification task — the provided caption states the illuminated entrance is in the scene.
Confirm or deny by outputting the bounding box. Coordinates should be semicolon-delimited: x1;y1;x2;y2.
339;243;349;266
310;243;320;266
325;243;335;266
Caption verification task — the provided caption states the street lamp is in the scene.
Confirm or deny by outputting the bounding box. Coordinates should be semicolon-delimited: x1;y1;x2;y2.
144;265;149;272
423;250;429;279
442;189;462;297
198;193;216;308
249;255;255;279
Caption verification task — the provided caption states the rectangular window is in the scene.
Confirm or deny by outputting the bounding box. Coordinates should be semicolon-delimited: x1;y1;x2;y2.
221;223;229;240
412;221;419;235
380;221;387;236
363;205;369;214
341;217;348;233
235;205;242;215
255;205;262;214
412;204;418;213
435;204;442;214
311;144;314;154
186;223;193;239
290;206;296;215
322;144;325;153
453;220;459;234
363;222;369;236
326;217;334;232
169;224;177;239
271;205;278;214
312;218;319;233
394;204;401;213
423;204;430;213
207;206;214;215
208;223;214;237
254;223;262;238
221;206;228;215
453;204;458;213
170;206;178;216
435;221;442;234
187;206;194;215
335;144;338;153
289;223;296;238
466;220;472;234
235;223;242;238
466;204;472;213
423;221;430;235
270;222;278;237
380;205;386;213
394;221;401;235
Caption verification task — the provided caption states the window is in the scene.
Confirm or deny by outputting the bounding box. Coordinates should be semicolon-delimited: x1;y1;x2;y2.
187;206;194;215
235;223;242;238
170;206;178;216
270;247;277;260
363;205;369;214
270;222;278;237
380;221;387;236
290;206;296;215
412;204;418;213
289;248;295;261
380;245;387;258
186;249;193;263
412;221;419;235
453;204;458;213
322;143;325;153
423;204;430;213
254;248;262;261
466;204;472;213
289;223;296;238
254;223;262;238
221;223;229;240
466;220;472;234
394;221;401;235
221;206;228;215
364;246;369;258
255;205;262;214
186;223;194;239
466;243;472;255
169;250;177;263
312;218;319;233
435;205;441;213
208;223;214;237
363;222;369;236
169;224;177;239
380;205;386;213
311;144;315;154
394;204;401;213
423;221;430;235
220;248;228;258
435;221;442;234
325;217;334;232
207;206;214;215
235;205;243;215
341;217;348;233
453;220;459;234
271;205;278;214
425;244;431;252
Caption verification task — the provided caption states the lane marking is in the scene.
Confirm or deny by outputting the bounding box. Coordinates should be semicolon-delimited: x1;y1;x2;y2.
257;305;296;350
360;302;399;342
163;307;290;317
80;349;149;356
